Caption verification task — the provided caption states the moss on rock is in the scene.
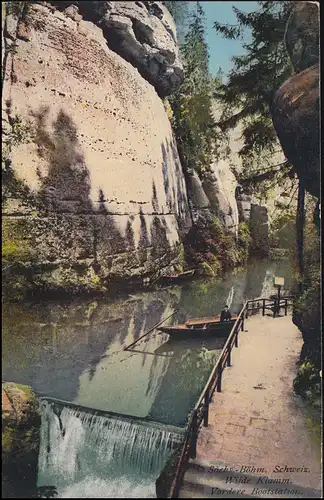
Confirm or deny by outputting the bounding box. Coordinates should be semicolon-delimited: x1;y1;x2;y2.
2;382;41;498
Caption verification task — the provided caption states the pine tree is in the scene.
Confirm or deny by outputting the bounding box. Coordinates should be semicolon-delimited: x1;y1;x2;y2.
213;1;294;177
162;1;190;44
168;2;219;176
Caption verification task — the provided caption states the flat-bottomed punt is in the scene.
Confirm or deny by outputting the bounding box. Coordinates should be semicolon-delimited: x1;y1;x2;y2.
158;269;195;285
159;315;237;338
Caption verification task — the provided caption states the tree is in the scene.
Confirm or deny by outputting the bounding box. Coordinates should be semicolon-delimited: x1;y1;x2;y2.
213;1;294;187
162;1;190;44
168;2;220;176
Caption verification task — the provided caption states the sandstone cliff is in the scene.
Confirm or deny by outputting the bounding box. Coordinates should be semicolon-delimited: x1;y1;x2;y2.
270;1;320;403
2;1;191;296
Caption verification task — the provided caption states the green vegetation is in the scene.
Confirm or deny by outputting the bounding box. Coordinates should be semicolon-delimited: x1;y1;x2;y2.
213;1;294;190
167;2;223;177
162;1;190;44
237;221;252;261
6;114;32;147
14;383;34;400
4;1;25;17
183;216;248;276
2;218;35;264
2;382;40;497
293;361;321;406
292;199;320;406
164;2;247;270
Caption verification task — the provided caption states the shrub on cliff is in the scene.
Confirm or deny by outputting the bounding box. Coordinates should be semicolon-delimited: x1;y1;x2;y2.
183;215;242;275
237;221;252;262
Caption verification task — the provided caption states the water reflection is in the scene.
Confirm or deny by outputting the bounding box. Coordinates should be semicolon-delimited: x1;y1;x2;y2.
2;257;295;426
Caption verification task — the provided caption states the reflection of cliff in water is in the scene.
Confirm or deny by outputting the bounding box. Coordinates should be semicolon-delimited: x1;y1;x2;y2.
148;340;223;427
2;257;296;418
2;291;176;404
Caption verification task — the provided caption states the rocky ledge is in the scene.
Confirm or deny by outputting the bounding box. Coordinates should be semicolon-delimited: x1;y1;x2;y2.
43;0;184;96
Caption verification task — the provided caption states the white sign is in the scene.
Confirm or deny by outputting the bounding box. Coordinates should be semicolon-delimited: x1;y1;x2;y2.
274;277;285;286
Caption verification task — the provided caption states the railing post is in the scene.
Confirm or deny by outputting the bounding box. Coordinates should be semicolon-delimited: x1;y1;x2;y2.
203;388;209;427
262;299;265;316
190;411;197;458
227;346;231;367
241;317;244;331
217;364;222;392
235;330;238;347
285;299;288;316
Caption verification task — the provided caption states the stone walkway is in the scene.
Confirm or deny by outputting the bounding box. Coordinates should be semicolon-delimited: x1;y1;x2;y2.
180;313;322;498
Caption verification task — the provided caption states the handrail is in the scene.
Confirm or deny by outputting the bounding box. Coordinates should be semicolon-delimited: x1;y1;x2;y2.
168;295;295;498
194;303;247;411
169;302;248;498
168;413;195;498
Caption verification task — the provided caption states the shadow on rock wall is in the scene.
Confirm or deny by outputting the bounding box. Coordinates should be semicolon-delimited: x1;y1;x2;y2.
3;107;187;297
161;139;187;222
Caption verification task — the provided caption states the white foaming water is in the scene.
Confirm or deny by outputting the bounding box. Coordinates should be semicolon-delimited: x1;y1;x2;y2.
260;269;275;298
60;477;155;498
226;286;234;309
38;401;183;498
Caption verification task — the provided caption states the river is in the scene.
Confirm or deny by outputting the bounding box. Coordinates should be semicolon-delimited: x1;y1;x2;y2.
2;257;296;498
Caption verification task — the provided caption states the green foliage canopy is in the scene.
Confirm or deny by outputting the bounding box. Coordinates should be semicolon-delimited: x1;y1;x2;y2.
213;1;295;196
167;2;222;176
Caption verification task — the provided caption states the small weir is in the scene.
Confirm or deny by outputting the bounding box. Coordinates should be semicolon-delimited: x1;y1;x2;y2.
38;399;184;498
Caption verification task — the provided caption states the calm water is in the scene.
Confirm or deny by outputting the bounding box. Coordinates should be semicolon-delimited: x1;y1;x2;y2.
2;257;295;427
2;257;296;498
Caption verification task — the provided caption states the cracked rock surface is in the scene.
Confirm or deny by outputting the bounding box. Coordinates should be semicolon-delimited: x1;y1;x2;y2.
45;0;184;96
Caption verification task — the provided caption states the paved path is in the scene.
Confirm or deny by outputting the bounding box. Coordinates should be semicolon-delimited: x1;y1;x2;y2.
180;313;322;498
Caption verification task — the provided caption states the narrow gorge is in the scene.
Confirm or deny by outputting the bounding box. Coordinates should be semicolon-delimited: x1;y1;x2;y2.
2;1;321;499
2;0;269;299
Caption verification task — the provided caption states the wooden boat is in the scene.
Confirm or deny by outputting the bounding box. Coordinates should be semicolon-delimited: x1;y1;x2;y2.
158;269;195;285
155;336;226;354
159;315;237;338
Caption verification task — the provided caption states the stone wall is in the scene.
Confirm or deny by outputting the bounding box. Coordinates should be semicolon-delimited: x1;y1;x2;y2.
2;2;191;296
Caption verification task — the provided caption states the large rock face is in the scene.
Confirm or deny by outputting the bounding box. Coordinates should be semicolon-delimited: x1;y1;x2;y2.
271;1;320;199
45;0;184;97
202;162;239;237
2;2;191;296
285;1;319;74
271;63;320;198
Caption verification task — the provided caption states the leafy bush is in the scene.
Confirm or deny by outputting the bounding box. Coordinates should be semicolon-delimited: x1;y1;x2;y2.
183;215;241;274
237;221;252;262
293;361;321;406
2;218;35;264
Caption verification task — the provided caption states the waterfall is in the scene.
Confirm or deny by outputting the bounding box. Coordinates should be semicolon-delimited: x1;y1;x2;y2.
37;400;183;498
260;269;275;298
226;286;234;309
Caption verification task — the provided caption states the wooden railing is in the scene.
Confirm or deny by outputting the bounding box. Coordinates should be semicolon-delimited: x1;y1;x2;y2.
246;295;295;318
168;295;295;498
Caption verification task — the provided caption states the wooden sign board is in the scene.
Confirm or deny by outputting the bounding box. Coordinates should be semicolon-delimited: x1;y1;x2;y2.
274;277;285;286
